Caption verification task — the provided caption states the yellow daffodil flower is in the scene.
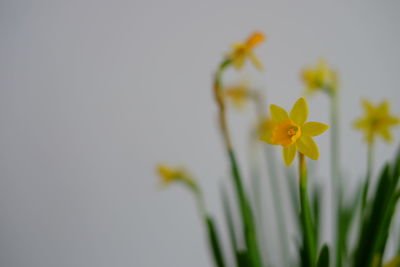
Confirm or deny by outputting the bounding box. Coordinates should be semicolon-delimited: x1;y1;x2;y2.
354;99;400;144
301;58;338;95
260;97;329;166
224;80;251;110
228;32;265;71
156;164;197;191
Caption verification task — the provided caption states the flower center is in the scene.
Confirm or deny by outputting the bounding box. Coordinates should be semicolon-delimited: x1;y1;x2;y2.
288;127;298;137
271;120;302;146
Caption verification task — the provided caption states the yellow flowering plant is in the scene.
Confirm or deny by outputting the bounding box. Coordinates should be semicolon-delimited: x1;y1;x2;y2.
155;32;400;267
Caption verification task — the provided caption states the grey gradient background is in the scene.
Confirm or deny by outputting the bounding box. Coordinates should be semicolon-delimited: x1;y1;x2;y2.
1;1;400;267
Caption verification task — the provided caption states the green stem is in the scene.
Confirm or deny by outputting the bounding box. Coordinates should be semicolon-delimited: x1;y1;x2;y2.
228;149;262;267
194;188;226;267
213;59;262;267
299;153;317;266
329;90;343;267
330;90;340;195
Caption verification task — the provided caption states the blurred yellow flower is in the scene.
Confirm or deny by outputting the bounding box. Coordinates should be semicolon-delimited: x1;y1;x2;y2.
157;164;180;184
156;164;197;191
224;80;251;110
301;58;338;95
260;97;329;166
354;99;400;144
228;32;265;71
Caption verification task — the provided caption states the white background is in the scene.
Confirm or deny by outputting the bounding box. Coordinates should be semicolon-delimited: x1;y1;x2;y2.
1;1;400;266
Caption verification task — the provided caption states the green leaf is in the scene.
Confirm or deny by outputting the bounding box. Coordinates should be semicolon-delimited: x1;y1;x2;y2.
221;186;242;265
353;164;391;266
206;216;226;267
227;150;262;267
317;244;330;267
353;150;400;267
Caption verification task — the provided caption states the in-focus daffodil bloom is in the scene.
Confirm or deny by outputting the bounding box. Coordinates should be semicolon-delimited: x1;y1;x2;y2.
228;32;265;71
354;99;400;144
301;58;338;95
156;164;197;191
224;80;251;110
260;97;329;166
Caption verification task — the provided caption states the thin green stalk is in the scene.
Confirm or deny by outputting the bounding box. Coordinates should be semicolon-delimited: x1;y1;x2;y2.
299;152;317;267
228;149;262;267
330;90;340;196
329;90;343;267
248;139;270;266
213;59;262;267
193;187;226;267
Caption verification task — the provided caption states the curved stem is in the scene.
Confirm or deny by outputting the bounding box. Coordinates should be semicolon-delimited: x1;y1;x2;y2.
213;59;262;267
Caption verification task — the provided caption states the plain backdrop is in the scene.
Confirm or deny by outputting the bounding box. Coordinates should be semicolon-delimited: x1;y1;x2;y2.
1;1;400;266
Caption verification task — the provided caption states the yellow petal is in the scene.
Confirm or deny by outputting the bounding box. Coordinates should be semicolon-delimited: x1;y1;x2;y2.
302;122;329;136
270;104;289;122
283;144;296;166
290;97;308;124
296;136;319;160
316;58;328;71
362;99;374;113
378;100;389;114
248;52;264;71
259;118;277;144
354;118;368;129
301;69;315;84
388;116;400;125
246;32;265;48
379;127;393;142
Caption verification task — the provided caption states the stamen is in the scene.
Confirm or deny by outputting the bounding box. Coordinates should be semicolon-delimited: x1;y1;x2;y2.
288;127;297;137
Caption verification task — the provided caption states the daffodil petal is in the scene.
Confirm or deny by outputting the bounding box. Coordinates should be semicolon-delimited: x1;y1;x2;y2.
296;136;319;160
362;99;374;113
302;122;329;136
248;52;264;71
270;105;289;122
354;118;368;129
283;144;296;166
260;128;275;144
379;128;393;142
246;32;265;48
379;100;389;114
290;97;308;124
